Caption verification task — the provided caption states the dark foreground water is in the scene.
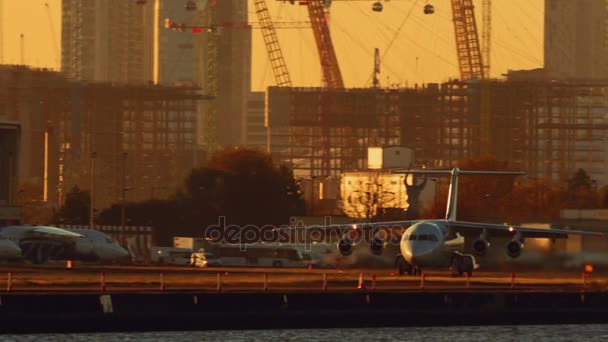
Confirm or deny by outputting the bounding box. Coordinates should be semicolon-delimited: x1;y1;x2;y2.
3;325;608;341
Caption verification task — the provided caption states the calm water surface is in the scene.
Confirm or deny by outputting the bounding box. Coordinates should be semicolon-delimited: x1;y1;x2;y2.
2;325;608;341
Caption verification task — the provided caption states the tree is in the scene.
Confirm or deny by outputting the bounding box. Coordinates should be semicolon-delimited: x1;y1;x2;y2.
96;148;305;243
202;148;305;227
563;169;599;209
422;158;520;221
341;173;407;221
97;199;178;246
497;179;561;222
56;186;90;224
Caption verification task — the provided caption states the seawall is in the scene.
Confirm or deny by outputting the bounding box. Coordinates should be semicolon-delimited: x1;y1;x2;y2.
2;290;608;333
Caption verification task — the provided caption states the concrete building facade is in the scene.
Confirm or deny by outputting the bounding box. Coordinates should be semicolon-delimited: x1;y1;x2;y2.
545;0;608;80
245;92;267;149
62;0;154;83
62;0;252;150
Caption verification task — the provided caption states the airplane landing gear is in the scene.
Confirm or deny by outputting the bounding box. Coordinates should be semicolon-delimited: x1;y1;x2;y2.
395;255;413;276
450;252;475;277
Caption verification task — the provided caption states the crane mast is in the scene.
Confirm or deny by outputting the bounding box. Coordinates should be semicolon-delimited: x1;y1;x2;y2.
44;2;60;69
481;0;491;79
450;0;483;81
205;0;219;155
254;0;293;86
307;0;344;88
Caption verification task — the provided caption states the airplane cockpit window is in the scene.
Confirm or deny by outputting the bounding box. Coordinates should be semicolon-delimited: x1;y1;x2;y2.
105;237;113;244
418;234;438;242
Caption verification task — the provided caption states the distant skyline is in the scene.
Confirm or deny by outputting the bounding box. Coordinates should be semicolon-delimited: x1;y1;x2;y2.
5;0;543;90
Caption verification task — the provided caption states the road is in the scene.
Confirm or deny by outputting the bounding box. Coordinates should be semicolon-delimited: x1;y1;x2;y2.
0;263;605;293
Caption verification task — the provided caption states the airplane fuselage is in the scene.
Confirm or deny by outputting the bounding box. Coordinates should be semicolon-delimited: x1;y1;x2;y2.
400;220;465;268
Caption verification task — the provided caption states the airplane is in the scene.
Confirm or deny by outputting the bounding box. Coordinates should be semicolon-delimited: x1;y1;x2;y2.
290;168;605;276
0;237;24;261
0;225;130;264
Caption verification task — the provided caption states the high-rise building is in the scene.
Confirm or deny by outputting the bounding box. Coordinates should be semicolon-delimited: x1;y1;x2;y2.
545;0;608;80
62;0;252;150
62;0;155;83
155;0;252;148
207;0;252;147
156;1;201;86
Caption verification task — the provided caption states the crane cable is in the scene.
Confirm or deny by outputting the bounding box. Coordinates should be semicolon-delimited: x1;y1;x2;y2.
364;0;420;86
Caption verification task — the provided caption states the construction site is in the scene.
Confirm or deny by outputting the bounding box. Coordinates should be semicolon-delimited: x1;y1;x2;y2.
268;79;608;185
259;0;608;186
0;0;607;217
0;65;203;211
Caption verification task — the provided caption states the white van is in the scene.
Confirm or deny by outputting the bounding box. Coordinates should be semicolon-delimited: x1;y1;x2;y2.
150;246;193;266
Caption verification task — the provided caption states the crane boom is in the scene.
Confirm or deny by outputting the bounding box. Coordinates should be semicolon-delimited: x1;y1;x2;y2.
307;0;344;88
481;0;491;79
44;2;60;68
254;0;292;86
451;0;483;81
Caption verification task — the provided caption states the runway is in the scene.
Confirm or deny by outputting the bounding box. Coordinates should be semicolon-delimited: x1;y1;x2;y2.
0;264;605;293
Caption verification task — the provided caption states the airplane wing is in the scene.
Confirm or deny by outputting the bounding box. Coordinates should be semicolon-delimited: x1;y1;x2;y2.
448;220;604;239
278;220;419;233
29;226;85;239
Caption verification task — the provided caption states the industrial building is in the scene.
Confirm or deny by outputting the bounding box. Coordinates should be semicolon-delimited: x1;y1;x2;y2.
268;79;608;186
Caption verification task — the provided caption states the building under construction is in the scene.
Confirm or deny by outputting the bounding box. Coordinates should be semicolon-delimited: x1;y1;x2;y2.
0;65;203;213
268;78;608;185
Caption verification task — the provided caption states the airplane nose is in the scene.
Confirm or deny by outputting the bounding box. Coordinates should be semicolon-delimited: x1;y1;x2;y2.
113;246;131;261
401;241;415;263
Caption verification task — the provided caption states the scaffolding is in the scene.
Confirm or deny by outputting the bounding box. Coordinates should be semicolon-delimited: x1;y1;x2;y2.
0;66;204;210
268;80;608;185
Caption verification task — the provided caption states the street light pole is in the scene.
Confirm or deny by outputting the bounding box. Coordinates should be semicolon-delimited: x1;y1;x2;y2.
120;152;128;229
89;151;97;228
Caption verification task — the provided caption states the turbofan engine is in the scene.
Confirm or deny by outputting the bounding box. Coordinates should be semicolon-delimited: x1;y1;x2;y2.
506;239;524;258
472;239;490;256
369;230;389;256
337;227;364;256
337;237;354;256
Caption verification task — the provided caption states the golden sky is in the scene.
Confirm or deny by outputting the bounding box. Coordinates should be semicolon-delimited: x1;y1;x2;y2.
5;0;544;91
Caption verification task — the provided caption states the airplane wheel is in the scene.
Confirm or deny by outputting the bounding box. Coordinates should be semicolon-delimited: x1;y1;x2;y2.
450;256;463;277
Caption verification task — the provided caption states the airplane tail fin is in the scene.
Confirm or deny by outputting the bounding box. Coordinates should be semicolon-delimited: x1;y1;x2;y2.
392;168;526;221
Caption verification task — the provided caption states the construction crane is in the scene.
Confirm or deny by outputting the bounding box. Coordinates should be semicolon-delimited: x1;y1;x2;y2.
44;2;61;69
450;0;483;81
306;0;344;88
205;0;219;156
163;0;311;154
481;0;491;79
254;0;292;86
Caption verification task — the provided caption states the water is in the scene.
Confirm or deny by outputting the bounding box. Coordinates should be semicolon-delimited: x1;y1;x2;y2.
2;325;608;342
